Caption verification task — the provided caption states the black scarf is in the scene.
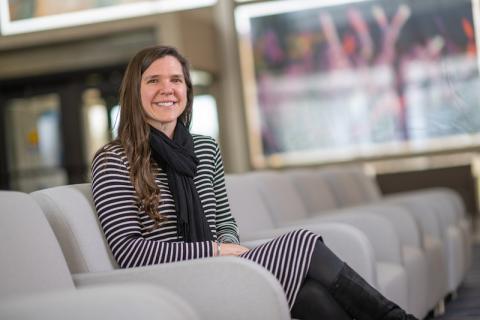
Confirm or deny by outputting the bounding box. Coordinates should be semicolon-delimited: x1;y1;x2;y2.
149;123;213;242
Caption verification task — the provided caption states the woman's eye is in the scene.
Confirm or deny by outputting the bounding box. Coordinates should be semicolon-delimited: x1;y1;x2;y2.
147;79;158;84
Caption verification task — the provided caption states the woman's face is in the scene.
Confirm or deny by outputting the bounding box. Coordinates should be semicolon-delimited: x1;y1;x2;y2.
140;55;187;137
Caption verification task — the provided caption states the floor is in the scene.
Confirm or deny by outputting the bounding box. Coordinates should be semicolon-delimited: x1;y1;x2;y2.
436;218;480;320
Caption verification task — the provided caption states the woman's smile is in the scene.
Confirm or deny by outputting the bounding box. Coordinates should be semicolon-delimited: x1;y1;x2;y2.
153;101;177;107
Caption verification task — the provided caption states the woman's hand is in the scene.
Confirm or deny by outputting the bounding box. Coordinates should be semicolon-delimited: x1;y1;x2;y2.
215;242;250;256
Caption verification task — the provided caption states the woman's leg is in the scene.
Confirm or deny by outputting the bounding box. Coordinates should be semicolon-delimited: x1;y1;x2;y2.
291;278;351;320
308;239;418;320
306;237;344;286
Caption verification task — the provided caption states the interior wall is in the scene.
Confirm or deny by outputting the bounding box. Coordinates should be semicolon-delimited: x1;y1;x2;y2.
376;165;479;223
1;1;479;199
0;3;252;179
0;8;222;79
0;28;156;80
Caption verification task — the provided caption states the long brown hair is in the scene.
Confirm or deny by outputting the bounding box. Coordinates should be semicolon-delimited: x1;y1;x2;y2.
116;45;193;227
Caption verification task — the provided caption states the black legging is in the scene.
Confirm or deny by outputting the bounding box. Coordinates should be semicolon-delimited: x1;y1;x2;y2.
292;239;417;320
291;239;351;320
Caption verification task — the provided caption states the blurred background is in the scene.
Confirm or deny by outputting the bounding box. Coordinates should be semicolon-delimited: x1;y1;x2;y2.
0;0;479;225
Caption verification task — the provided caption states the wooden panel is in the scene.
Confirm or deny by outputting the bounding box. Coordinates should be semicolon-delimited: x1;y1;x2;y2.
376;165;478;216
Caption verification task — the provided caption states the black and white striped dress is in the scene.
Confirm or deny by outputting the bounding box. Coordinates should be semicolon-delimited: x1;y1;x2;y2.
91;134;319;307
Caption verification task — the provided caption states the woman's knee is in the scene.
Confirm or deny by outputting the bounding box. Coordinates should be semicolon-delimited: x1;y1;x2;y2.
307;239;345;287
291;278;351;320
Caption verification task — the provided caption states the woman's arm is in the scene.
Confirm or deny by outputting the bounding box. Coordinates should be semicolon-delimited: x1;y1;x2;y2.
212;142;241;244
91;145;215;268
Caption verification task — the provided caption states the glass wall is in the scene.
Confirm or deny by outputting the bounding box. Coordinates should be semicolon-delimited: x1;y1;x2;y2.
191;94;220;141
4;93;67;192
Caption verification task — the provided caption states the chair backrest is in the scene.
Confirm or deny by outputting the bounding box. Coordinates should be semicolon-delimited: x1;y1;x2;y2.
349;170;382;202
0;191;74;299
31;184;117;274
225;174;276;238
316;168;368;207
285;168;338;213
249;171;309;225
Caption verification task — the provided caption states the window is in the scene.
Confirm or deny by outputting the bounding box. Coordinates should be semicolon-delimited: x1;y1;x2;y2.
191;94;220;141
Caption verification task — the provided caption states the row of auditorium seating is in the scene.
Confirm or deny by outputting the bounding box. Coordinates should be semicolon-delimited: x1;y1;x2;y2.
3;184;383;319
225;167;472;319
0;185;391;319
0;166;472;319
0;191;291;319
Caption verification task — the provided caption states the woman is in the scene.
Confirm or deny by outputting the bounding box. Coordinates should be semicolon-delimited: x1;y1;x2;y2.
91;45;417;320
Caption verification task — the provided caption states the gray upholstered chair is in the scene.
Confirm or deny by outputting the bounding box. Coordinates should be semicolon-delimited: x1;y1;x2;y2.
0;284;197;320
226;174;378;284
30;184;292;320
225;173;410;313
285;168;438;318
0;191;197;320
317;167;468;295
230;172;410;310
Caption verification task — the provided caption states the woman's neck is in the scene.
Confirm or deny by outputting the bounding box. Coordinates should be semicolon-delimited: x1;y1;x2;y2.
149;121;176;139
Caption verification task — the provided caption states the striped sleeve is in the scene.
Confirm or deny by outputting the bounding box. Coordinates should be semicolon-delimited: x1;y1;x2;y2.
91;144;215;268
212;142;240;244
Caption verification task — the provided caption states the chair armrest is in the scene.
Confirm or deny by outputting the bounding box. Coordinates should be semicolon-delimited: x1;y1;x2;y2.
309;222;378;285
240;222;377;286
385;188;465;221
0;284;197;320
383;197;444;243
241;238;273;249
73;256;291;320
342;203;423;249
300;212;404;265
